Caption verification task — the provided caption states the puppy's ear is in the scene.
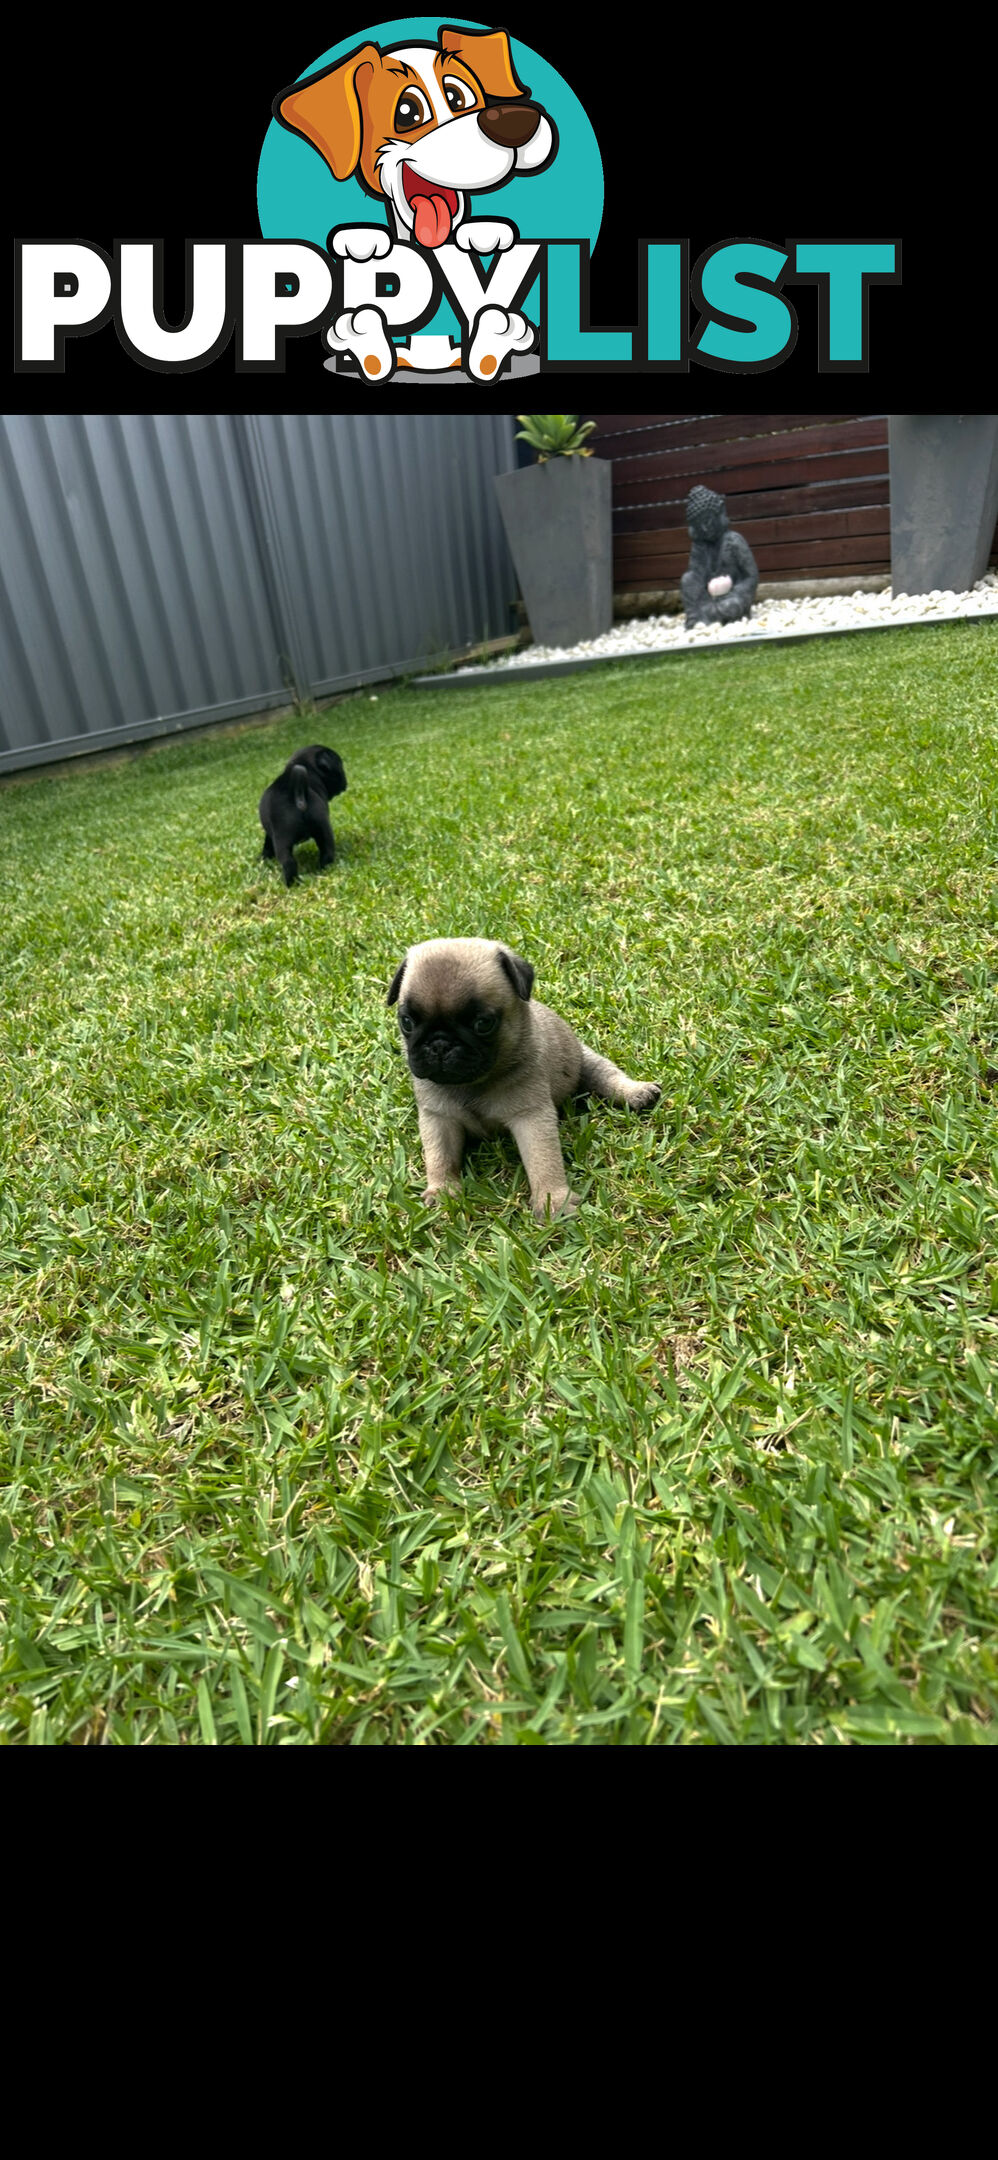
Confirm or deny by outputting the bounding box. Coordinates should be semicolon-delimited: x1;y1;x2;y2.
387;960;407;1006
497;947;534;1001
439;26;530;100
274;44;380;181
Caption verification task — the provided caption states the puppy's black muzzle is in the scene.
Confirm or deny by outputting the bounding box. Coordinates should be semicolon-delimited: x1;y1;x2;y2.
408;1033;494;1086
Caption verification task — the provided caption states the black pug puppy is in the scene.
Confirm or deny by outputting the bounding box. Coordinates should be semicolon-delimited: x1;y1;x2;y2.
259;745;347;886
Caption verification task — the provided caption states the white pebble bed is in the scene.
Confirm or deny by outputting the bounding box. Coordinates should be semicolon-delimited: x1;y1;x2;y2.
455;571;998;673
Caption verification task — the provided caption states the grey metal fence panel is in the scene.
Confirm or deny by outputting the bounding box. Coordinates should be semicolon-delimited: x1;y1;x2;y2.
0;413;519;774
241;412;519;694
0;414;287;769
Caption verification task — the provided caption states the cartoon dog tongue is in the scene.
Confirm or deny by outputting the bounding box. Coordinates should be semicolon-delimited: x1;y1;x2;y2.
412;191;454;248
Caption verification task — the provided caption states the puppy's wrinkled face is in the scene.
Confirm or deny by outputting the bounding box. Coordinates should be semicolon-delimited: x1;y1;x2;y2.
315;748;347;798
387;940;532;1087
399;986;505;1086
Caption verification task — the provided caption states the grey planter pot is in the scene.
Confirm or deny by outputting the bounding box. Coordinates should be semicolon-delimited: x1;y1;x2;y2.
889;415;998;596
494;455;613;649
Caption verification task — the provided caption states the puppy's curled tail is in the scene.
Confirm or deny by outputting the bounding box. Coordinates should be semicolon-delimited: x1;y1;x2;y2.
291;763;309;811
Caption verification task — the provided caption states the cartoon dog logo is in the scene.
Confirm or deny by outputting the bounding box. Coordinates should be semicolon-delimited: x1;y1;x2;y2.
273;23;557;380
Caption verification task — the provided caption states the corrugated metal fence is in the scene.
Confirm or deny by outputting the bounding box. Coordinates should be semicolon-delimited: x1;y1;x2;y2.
0;413;518;775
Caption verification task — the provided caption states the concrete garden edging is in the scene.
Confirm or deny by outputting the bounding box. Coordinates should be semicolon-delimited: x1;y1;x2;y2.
413;599;998;690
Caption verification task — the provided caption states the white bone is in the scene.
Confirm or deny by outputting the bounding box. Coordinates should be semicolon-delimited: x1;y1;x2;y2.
397;335;462;372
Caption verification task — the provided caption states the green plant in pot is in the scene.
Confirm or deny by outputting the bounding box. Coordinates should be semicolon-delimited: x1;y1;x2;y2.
514;414;597;461
494;414;612;650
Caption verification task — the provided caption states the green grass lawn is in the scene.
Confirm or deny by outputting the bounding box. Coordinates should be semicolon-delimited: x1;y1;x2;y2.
2;619;997;1744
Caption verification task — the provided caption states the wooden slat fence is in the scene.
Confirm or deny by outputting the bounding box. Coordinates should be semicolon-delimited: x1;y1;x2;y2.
586;414;895;592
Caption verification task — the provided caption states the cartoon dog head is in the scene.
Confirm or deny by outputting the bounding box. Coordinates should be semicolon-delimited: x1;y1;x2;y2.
274;24;557;249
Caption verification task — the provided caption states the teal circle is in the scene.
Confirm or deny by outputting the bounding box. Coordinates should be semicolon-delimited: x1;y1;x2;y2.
257;18;603;345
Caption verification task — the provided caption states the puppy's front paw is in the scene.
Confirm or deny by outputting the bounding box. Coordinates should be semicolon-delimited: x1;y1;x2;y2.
532;1188;579;1222
422;1182;460;1205
454;219;516;254
631;1083;662;1114
329;226;392;263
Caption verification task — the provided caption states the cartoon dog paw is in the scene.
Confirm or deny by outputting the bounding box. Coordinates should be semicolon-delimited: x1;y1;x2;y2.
467;304;535;381
454;220;517;255
329;226;393;263
325;306;396;381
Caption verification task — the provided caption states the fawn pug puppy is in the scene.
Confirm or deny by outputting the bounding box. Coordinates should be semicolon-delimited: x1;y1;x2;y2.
388;938;660;1218
259;744;347;885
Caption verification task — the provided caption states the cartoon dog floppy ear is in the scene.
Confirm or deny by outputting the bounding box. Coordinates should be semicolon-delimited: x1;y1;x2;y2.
437;24;532;100
275;43;381;184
